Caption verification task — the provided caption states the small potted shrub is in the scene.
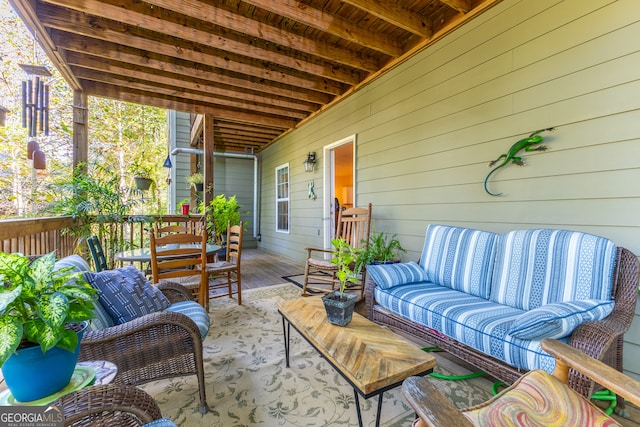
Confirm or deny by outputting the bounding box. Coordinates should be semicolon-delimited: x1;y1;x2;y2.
321;237;360;326
0;252;97;401
355;230;406;274
205;194;247;245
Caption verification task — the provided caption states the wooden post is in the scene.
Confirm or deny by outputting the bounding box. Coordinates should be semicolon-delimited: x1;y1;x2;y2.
203;114;215;210
72;90;88;173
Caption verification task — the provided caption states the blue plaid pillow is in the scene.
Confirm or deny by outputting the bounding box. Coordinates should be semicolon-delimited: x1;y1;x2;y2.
84;265;170;324
508;299;614;339
366;261;427;290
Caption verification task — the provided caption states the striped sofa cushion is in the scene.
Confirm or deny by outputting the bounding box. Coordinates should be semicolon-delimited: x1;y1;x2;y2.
490;229;617;310
419;224;498;299
375;283;559;373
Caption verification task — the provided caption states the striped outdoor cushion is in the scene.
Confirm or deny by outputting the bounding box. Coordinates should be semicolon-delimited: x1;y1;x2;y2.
366;261;427;289
165;301;210;339
374;283;559;373
507;299;614;340
490;229;616;310
54;254;92;273
419;224;497;299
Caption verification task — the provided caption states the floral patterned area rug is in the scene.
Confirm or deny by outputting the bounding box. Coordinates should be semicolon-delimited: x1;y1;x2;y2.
139;283;494;426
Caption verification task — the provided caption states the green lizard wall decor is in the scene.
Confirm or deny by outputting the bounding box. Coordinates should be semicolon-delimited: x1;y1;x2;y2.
484;127;555;196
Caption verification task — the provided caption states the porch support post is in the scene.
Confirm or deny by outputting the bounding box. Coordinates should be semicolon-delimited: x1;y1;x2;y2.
72;90;88;173
203;113;215;210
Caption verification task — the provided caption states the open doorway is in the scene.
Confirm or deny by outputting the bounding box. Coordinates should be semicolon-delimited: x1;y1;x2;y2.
322;135;355;249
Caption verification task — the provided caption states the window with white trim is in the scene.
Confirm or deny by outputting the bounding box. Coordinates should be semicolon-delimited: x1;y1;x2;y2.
275;163;289;233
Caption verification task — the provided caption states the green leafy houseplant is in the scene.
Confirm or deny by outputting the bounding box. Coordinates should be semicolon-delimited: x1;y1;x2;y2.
186;172;204;191
330;237;361;299
205;194;247;245
0;252;97;366
355;230;406;274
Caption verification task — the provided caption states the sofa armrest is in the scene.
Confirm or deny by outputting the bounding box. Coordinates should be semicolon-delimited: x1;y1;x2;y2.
543;339;640;408
402;376;473;427
364;272;378;319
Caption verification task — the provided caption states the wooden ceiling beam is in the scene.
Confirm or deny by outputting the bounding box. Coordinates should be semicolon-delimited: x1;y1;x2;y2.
439;0;472;14
340;0;432;38
242;0;402;57
39;5;347;96
52;31;333;106
72;66;310;120
144;0;381;73
41;0;364;86
66;53;317;115
82;80;298;130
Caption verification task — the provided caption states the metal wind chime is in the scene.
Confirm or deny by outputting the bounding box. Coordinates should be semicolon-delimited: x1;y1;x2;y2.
20;64;50;170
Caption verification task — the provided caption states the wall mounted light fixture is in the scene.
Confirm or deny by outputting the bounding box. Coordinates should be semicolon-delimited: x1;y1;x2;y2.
303;152;316;173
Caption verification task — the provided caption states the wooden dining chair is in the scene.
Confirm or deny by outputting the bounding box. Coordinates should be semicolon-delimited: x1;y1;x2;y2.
302;203;372;298
205;221;243;307
149;229;209;308
155;224;189;235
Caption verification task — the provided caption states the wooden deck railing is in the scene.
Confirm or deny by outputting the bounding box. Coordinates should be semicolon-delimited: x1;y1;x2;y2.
0;215;206;269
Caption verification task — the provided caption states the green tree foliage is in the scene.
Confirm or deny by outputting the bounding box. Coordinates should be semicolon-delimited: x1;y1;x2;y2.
0;0;168;218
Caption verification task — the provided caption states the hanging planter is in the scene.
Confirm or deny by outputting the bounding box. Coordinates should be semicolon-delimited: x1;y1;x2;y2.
134;176;153;191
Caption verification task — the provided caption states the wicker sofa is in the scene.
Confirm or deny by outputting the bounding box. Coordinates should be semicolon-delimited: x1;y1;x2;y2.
365;224;639;411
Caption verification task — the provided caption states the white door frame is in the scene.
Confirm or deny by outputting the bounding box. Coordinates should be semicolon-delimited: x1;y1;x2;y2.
322;134;356;250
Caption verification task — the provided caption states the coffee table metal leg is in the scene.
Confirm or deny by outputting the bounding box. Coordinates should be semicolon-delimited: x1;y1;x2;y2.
375;391;384;427
282;316;290;368
353;389;363;427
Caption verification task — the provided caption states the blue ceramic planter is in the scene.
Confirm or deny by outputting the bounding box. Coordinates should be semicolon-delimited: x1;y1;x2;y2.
1;325;85;402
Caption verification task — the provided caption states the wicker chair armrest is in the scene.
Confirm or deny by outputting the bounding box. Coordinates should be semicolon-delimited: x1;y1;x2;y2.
156;280;194;303
79;311;202;384
54;384;163;426
402;376;473;427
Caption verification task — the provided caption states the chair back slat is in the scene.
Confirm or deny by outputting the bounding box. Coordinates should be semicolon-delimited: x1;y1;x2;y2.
336;204;372;249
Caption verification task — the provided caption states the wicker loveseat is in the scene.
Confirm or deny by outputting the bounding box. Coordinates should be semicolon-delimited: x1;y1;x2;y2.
365;225;639;412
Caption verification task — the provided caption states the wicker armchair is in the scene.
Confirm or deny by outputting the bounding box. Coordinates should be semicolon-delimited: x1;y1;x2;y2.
78;281;209;414
54;384;173;427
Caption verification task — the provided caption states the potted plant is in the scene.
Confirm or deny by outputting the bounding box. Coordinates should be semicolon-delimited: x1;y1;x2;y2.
321;237;360;326
355;230;406;274
205;194;247;246
186;172;204;192
0;252;97;402
130;160;154;191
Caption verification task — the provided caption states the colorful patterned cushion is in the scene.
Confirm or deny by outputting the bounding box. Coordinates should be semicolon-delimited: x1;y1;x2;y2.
463;370;617;426
490;229;616;310
420;224;497;298
366;261;427;289
84;266;170;324
508;299;614;339
165;301;210;339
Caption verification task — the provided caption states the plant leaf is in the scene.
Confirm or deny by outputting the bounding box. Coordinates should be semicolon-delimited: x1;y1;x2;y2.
55;328;78;353
0;285;22;313
37;292;69;329
0;316;22;366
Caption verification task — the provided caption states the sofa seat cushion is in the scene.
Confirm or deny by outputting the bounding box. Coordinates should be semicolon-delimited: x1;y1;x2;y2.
420;224;497;299
490;229;616;310
165;301;210;339
375;283;560;373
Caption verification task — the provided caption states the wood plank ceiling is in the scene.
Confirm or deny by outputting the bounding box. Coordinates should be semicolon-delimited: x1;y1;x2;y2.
10;0;502;153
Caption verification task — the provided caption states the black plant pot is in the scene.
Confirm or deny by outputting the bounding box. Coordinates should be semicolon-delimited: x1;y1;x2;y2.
321;291;357;326
194;183;204;192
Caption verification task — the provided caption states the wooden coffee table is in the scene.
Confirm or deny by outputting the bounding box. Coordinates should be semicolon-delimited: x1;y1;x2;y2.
278;297;435;427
